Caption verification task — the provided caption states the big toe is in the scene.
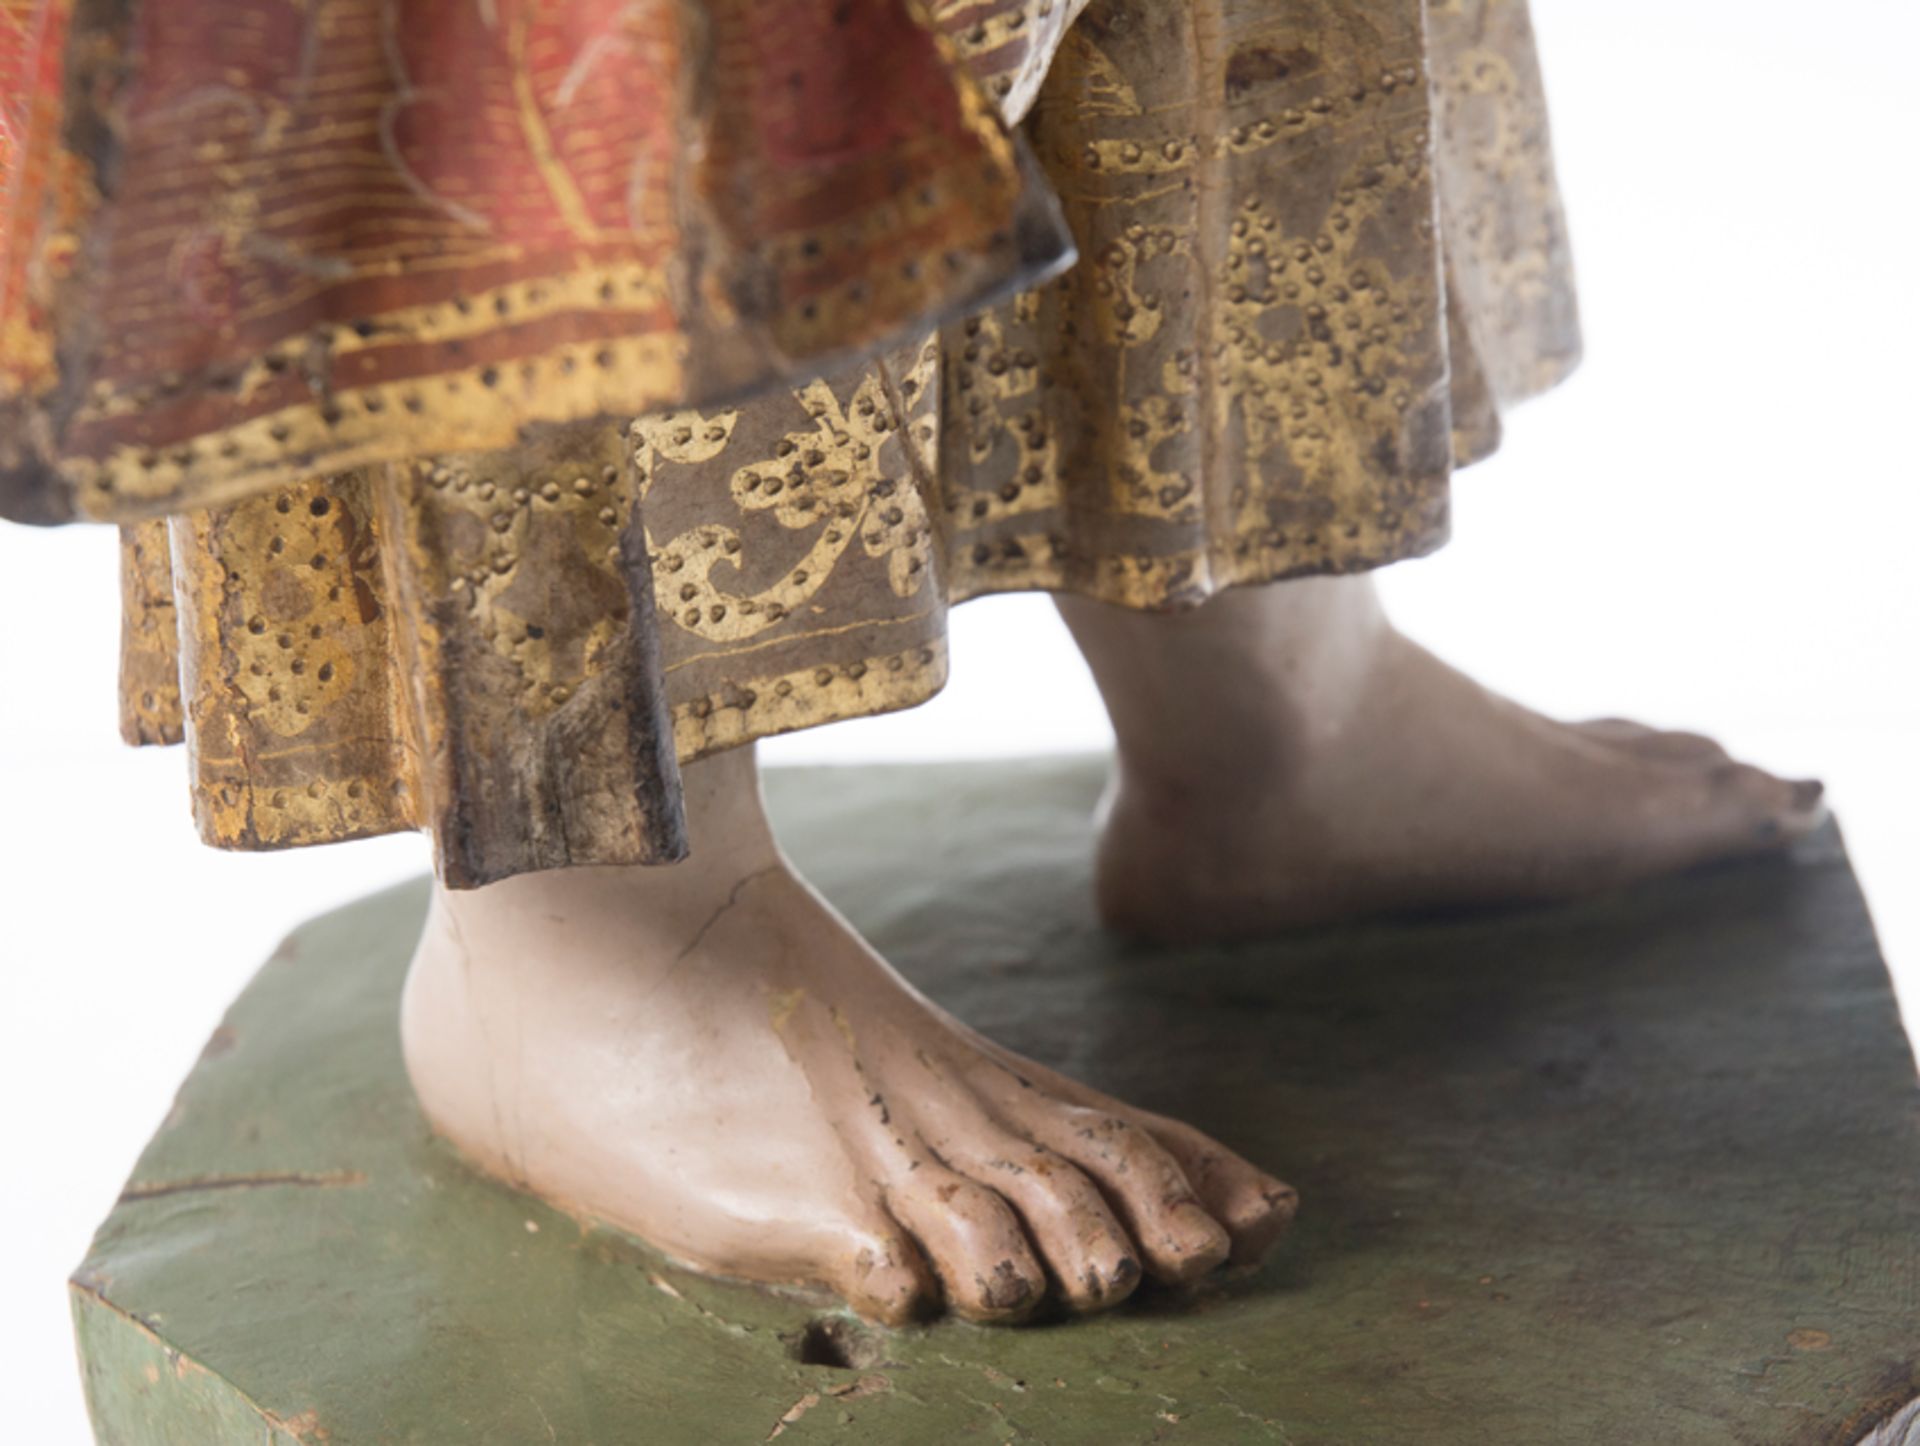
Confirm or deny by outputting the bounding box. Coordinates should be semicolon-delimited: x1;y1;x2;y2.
1666;762;1826;868
1716;763;1826;844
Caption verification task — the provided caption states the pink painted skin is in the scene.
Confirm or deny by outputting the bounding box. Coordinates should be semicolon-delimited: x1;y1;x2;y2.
1061;576;1824;942
402;744;1293;1324
403;575;1821;1323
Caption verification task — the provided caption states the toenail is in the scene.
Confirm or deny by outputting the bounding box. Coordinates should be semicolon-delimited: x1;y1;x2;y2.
981;1261;1036;1311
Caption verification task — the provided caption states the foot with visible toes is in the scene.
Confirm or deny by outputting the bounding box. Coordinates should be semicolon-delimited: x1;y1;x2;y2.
401;749;1294;1324
1060;576;1825;943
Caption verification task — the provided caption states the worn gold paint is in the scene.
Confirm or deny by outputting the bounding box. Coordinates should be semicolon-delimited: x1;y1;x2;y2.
931;0;1092;121
648;368;940;647
364;425;687;886
1;0;1071;524
79;265;677;421
168;475;415;852
75;331;692;522
117;521;183;747
767;987;807;1036
668;639;950;762
115;0;1579;886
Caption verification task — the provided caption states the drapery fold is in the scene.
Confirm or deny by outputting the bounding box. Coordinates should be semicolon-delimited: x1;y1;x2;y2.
0;0;1072;524
36;0;1580;886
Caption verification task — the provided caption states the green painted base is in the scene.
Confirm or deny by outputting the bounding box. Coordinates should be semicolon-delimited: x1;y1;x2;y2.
72;759;1920;1444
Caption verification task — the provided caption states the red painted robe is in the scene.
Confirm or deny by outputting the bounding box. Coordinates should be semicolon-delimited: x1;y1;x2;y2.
0;0;1069;523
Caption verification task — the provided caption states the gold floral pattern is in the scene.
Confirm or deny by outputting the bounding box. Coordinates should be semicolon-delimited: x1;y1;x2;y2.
112;0;1582;886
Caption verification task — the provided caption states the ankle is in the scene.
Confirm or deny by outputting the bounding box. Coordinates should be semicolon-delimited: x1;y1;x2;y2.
1106;745;1276;824
1062;577;1396;786
677;745;779;859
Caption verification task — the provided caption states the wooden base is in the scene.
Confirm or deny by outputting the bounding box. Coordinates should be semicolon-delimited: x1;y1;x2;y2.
71;758;1920;1443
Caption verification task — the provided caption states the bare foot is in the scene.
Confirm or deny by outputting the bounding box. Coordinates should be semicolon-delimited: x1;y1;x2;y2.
1059;578;1826;943
401;748;1295;1325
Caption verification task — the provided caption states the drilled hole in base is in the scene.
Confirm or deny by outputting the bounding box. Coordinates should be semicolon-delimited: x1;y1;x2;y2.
791;1317;882;1371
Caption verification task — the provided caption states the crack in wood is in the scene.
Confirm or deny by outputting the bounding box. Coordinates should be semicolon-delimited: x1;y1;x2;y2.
119;1170;368;1202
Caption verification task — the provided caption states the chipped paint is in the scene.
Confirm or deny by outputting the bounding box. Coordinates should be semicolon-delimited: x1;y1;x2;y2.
66;764;1920;1443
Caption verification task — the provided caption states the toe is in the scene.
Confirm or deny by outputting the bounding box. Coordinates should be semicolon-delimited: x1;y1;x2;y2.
827;1215;939;1328
1127;1109;1298;1267
1016;1105;1231;1286
959;1033;1274;1280
1578;718;1730;767
1706;762;1827;849
939;1135;1143;1313
1640;761;1826;876
1578;716;1656;744
1648;730;1733;765
885;1166;1047;1324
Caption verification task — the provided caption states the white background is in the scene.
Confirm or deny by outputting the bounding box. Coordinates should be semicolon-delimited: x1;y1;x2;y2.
3;3;1916;1438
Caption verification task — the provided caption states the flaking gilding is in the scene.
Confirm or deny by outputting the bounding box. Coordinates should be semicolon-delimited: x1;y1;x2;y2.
101;0;1579;886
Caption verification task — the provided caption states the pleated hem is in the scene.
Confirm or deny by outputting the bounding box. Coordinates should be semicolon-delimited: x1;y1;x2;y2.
95;0;1583;887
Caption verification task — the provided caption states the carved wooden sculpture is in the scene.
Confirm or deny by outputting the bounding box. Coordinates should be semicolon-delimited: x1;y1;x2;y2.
3;0;1823;1325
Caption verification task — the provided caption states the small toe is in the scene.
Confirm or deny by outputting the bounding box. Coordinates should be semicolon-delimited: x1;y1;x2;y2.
942;1135;1143;1313
1016;1105;1231;1286
1131;1110;1299;1267
1785;776;1827;826
885;1166;1047;1324
1707;762;1827;851
829;1217;939;1327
